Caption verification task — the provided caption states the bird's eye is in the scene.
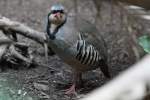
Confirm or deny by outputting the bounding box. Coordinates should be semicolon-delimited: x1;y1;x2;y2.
59;10;64;13
51;10;64;14
51;10;57;14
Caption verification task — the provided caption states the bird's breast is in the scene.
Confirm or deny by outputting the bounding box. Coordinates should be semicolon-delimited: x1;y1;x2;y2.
48;33;101;71
48;38;77;60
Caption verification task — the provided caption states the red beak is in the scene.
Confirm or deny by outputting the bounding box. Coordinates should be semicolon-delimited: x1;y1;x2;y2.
54;12;62;19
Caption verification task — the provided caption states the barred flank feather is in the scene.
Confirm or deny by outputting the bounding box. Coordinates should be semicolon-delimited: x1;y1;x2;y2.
76;33;101;65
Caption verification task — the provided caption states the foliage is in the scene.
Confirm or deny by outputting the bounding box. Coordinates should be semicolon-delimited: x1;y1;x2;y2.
138;35;150;54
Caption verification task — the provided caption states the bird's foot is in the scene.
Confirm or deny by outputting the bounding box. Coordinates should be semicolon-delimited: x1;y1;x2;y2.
65;84;77;95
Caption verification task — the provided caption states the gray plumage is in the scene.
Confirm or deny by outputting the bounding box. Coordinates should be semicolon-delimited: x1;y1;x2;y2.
47;16;110;77
47;5;110;94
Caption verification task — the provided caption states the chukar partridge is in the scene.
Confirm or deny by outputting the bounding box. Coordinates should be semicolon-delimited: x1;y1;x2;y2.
46;4;110;94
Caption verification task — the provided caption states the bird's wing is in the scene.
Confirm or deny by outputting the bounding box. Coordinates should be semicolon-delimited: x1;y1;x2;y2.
75;18;108;61
74;33;103;66
59;16;108;63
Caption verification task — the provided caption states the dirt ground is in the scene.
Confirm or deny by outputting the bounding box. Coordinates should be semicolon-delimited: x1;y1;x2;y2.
0;0;147;100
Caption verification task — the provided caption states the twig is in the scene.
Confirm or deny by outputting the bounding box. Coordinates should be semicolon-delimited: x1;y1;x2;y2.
9;45;31;64
44;42;48;64
14;42;29;48
36;63;60;72
0;38;13;45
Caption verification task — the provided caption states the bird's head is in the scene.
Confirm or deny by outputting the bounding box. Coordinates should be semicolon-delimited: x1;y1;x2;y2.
47;4;67;40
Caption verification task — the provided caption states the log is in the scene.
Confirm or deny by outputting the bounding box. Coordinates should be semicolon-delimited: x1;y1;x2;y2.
0;16;46;44
0;16;57;71
0;16;51;62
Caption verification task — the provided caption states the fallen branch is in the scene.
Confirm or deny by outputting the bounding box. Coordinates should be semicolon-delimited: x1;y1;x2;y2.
0;31;12;60
0;30;33;69
83;55;150;100
0;16;47;44
0;38;13;45
9;45;31;64
0;16;50;63
0;16;58;72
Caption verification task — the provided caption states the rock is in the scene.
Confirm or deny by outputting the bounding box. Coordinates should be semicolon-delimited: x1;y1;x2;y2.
33;82;49;91
39;91;50;99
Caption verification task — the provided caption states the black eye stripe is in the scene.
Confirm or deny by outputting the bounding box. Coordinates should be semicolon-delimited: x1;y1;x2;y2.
60;10;64;13
51;10;64;14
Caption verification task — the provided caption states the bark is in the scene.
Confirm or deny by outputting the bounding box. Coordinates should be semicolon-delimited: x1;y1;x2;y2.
0;31;10;60
0;16;47;44
0;20;34;68
0;16;50;64
0;38;13;45
9;45;31;64
0;16;56;70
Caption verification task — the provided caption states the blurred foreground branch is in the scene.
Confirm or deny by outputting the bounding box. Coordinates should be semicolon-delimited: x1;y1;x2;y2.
83;55;150;100
114;0;150;10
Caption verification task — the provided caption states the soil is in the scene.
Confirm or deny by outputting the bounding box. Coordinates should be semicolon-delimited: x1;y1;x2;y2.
0;0;147;100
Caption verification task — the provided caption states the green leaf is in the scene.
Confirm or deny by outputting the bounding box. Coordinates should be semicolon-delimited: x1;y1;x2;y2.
138;35;150;54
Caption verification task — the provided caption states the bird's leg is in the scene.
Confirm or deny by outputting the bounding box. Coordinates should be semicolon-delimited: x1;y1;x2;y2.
65;71;82;95
65;83;76;95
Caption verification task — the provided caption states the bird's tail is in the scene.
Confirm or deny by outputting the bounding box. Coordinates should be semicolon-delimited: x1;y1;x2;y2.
99;60;111;78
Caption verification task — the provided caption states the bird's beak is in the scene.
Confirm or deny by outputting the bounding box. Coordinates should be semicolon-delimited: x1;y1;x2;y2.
54;12;62;20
